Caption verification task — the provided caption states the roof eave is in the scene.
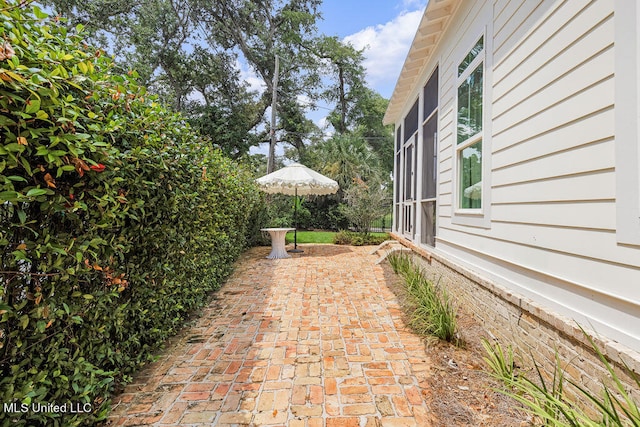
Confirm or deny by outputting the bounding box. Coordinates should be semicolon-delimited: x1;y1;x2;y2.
383;0;461;125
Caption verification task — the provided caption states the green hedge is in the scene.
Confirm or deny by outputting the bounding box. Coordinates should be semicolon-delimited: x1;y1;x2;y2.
0;2;261;425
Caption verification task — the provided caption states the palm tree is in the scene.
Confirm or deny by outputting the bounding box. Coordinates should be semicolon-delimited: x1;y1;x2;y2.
315;134;382;192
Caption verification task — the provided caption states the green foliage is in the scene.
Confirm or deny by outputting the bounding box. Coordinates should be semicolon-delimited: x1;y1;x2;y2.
296;196;349;231
313;35;367;134
386;253;459;344
481;337;517;384
41;0;271;158
353;89;394;174
387;251;413;275
187;0;325;154
405;271;458;343
307;134;382;193
340;177;390;234
483;329;640;426
333;230;388;246
0;2;261;424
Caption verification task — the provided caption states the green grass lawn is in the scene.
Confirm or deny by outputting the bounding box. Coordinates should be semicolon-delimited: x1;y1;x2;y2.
285;230;336;244
285;230;389;244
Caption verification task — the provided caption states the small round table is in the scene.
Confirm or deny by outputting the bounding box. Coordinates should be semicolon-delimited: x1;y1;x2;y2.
261;228;295;259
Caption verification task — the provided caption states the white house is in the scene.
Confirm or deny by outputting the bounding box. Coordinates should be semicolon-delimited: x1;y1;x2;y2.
384;0;640;382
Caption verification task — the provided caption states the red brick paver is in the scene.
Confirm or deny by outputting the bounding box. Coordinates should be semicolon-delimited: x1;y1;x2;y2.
108;245;434;426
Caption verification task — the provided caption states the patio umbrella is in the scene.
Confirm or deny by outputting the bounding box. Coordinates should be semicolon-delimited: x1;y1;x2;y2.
256;163;339;252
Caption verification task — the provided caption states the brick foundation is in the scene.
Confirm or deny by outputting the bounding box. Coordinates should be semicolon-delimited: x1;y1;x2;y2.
389;233;640;410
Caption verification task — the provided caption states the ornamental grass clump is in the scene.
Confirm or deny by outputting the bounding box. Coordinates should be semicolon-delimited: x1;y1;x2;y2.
482;328;640;426
481;337;517;384
387;252;459;344
387;250;413;275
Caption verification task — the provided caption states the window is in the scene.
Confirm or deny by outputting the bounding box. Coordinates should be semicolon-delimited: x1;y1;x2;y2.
456;36;484;211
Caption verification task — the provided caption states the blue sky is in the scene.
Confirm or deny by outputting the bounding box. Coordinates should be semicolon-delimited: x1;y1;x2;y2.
248;0;427;155
316;0;427;98
318;0;415;38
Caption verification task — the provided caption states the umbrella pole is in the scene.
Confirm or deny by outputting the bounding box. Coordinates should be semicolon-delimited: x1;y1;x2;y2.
289;187;303;253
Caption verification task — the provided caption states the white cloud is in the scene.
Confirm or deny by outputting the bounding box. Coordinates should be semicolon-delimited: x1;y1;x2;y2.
343;8;424;98
297;94;314;111
311;116;334;141
401;0;425;8
236;59;266;94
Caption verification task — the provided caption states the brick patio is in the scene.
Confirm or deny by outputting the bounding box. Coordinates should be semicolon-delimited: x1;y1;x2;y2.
107;244;434;426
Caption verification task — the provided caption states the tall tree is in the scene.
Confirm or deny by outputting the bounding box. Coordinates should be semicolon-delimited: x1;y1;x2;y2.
192;0;324;161
352;88;394;174
183;46;262;159
311;36;367;135
305;37;393;175
40;0;390;167
41;0;271;157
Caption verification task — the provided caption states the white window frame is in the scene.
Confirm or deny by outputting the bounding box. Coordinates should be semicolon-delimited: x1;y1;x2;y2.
452;29;492;229
615;0;640;246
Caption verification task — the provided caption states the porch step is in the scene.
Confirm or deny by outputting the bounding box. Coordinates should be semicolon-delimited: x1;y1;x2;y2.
370;240;411;265
368;239;397;255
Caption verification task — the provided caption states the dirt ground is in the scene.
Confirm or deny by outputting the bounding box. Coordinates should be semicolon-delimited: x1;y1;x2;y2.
381;261;531;427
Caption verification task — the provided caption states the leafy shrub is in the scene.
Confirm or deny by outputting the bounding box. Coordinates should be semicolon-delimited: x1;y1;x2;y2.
333;230;388;246
339;177;390;234
0;2;261;425
304;197;349;231
262;194;314;230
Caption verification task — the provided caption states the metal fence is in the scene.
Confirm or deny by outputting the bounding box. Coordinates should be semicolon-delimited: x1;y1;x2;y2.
368;208;392;233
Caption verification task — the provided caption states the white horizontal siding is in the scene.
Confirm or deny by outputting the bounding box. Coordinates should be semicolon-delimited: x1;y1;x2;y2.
493;0;545;56
493;18;613;119
491;169;615;203
492;139;615;188
431;0;638;350
453;220;637;268
493;43;614;133
492;106;614;169
493;0;604;93
390;0;638;348
437;226;640;303
492;75;615;150
435;237;640;350
491;201;616;230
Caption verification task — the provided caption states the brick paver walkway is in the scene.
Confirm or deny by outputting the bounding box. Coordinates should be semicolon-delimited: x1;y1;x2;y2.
108;244;433;426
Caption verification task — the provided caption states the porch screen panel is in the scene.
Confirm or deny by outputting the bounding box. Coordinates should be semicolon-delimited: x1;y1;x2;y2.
395;126;401;204
421;201;436;246
422;114;438;200
404;144;413;201
423;67;439;120
403;100;419;142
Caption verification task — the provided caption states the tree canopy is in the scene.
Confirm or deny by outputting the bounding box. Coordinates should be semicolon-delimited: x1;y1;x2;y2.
39;0;393;169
